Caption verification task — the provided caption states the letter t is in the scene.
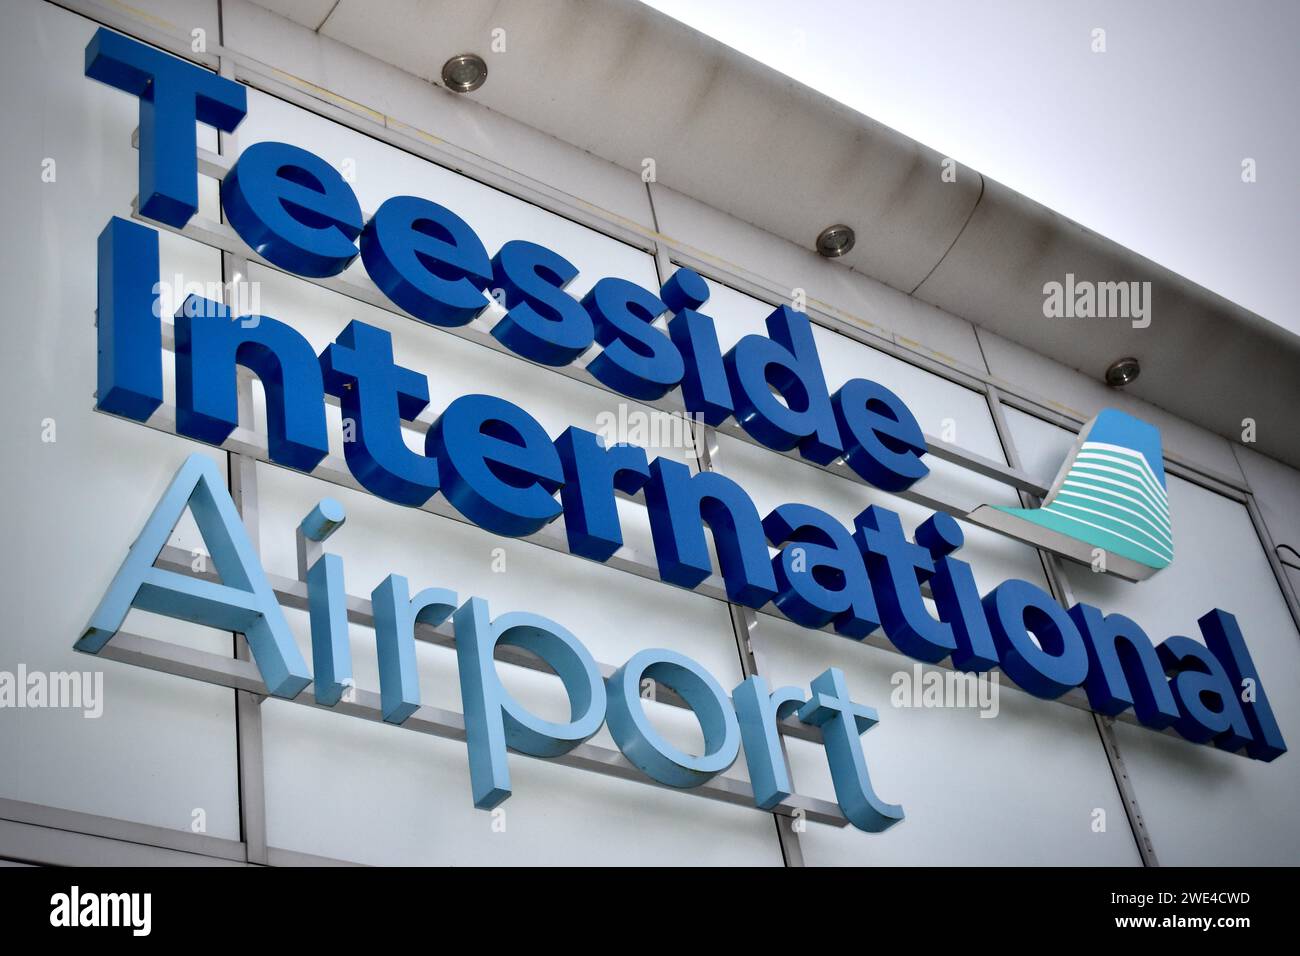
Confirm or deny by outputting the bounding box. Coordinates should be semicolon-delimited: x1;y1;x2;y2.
85;28;247;227
320;320;441;506
798;667;904;832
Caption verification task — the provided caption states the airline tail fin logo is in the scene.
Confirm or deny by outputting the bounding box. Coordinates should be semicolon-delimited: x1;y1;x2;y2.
969;409;1171;582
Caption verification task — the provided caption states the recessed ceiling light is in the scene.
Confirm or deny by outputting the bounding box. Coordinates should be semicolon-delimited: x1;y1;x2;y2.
816;224;855;258
1105;356;1141;387
441;53;488;93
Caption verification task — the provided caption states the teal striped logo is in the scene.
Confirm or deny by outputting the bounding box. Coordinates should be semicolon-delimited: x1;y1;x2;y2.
971;409;1171;580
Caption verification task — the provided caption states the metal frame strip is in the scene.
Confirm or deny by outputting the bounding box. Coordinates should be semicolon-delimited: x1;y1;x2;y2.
91;631;850;829
216;36;271;866
644;202;809;865
985;384;1160;866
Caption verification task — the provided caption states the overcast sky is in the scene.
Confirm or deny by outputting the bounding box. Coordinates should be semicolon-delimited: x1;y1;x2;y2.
639;0;1299;337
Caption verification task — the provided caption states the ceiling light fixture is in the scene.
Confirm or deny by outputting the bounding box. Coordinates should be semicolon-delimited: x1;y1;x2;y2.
815;224;855;258
1105;356;1141;387
441;53;488;93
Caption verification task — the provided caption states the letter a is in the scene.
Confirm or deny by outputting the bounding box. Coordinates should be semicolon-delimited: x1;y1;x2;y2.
76;453;311;698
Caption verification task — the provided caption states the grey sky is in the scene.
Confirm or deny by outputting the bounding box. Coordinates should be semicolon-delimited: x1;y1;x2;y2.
639;0;1299;337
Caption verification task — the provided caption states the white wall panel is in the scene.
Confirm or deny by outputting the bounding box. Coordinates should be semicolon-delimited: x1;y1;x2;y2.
757;614;1140;865
254;463;782;865
0;2;238;837
1007;408;1300;865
